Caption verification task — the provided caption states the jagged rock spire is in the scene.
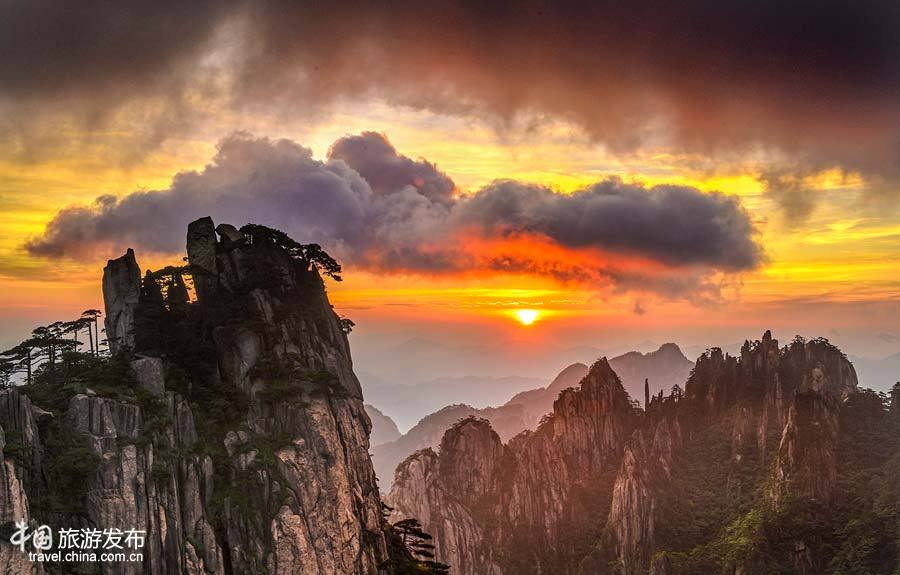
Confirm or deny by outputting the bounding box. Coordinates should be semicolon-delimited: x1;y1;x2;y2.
185;216;217;300
102;248;141;353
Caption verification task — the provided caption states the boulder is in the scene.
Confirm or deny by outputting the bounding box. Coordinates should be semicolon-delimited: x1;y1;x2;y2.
131;356;166;397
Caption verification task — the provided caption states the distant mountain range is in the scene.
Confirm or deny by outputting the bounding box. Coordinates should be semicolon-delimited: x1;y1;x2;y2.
367;343;696;487
506;342;694;426
361;373;546;431
369;403;530;487
610;342;695;399
503;362;590;427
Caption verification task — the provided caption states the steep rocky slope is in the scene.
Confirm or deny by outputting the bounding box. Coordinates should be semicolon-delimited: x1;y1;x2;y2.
502;344;692;429
0;219;407;574
372;403;528;487
366;404;402;446
607;343;694;403
388;331;895;575
374;347;693;490
373;363;592;488
504;362;589;427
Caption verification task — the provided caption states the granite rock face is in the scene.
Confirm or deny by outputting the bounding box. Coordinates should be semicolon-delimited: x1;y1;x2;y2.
388;419;503;575
389;359;639;574
390;333;860;575
372;402;528;488
606;417;681;573
102;248;141;353
0;391;43;575
5;218;392;574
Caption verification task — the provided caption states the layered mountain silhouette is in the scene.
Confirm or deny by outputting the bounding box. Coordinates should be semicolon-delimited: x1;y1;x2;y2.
371;344;695;488
387;333;900;574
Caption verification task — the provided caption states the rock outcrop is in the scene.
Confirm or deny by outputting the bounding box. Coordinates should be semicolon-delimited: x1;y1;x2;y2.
390;332;861;575
0;390;43;575
502;343;693;430
606;417;681;573
389;358;638;574
4;219;396;574
372;402;528;487
389;419;503;575
504;362;590;427
102;248;141;353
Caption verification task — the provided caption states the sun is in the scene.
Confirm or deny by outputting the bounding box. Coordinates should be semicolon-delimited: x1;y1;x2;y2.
514;308;540;326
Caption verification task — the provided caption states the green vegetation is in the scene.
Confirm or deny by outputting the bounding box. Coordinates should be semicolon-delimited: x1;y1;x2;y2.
654;388;900;574
2;429;28;467
250;352;343;405
41;427;101;515
655;421;772;555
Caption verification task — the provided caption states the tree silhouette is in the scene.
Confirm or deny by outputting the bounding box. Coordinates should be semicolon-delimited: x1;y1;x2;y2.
81;309;102;355
381;504;450;574
0;341;34;385
339;317;355;334
240;224;343;281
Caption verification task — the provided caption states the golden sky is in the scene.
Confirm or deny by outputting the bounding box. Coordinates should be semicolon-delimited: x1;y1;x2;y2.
2;2;900;367
2;102;899;360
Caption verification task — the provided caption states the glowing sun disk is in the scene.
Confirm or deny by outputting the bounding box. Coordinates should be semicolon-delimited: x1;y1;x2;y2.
514;309;540;325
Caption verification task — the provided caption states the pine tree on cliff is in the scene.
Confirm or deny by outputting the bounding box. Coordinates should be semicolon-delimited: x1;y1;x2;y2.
381;505;450;574
81;309;102;355
645;378;650;410
240;223;343;281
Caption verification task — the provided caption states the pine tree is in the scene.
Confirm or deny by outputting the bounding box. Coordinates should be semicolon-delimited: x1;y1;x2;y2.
81;309;102;355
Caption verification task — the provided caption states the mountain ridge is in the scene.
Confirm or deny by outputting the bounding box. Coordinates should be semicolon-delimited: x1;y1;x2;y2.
387;332;898;574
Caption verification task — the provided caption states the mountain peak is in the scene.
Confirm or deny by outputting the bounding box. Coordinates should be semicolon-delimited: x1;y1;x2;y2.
655;342;685;357
546;362;591;393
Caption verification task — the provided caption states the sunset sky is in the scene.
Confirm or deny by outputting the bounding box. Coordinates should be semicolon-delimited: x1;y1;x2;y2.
2;1;900;384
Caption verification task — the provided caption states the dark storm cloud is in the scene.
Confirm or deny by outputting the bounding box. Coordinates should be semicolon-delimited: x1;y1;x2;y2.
0;1;236;98
455;179;761;270
26;133;762;299
4;0;900;205
327;132;456;205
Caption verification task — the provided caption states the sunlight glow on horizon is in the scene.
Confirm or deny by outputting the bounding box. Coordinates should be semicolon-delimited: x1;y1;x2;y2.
514;309;541;326
2;102;900;354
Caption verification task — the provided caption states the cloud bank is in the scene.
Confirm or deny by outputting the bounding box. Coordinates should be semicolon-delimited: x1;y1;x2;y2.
26;133;762;299
4;0;900;199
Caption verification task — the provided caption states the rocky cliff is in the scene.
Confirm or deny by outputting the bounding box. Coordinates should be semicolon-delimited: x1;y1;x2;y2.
502;343;693;429
375;350;692;491
504;362;589;427
0;218;401;574
388;331;887;575
372;402;528;488
389;358;639;574
389;418;503;575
